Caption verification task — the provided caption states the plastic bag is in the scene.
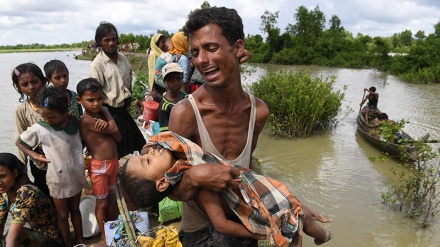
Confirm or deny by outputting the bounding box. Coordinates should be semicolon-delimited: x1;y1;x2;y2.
158;197;182;223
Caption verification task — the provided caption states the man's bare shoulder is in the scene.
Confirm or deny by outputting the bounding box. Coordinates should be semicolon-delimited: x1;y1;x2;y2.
169;98;197;138
254;97;269;119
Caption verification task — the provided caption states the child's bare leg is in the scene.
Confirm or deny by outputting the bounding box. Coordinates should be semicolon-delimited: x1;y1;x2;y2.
302;205;332;223
53;198;73;247
69;192;85;245
314;225;333;245
96;197;108;242
301;210;333;245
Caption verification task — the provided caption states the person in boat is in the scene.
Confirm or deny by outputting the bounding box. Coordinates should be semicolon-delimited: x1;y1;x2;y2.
371;113;403;143
121;131;333;247
360;87;382;122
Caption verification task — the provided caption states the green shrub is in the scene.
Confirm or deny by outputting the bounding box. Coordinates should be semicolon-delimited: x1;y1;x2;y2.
249;70;345;137
381;143;440;227
129;73;148;117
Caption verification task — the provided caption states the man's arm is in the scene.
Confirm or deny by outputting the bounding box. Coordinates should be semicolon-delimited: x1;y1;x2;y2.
169;163;240;201
197;189;266;240
249;98;269;170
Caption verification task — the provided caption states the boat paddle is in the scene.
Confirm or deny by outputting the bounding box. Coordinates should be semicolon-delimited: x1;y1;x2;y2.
359;90;366;114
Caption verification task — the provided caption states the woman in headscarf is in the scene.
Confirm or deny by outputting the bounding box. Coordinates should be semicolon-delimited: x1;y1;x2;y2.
168;32;190;92
155;32;190;93
148;34;168;89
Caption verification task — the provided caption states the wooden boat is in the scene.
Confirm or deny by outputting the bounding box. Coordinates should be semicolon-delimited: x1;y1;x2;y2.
356;112;419;161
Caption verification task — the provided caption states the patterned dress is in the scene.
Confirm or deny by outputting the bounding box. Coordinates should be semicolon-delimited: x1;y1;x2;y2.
0;184;62;247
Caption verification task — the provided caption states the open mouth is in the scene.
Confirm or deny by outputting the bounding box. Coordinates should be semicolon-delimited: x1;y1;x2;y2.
203;67;219;80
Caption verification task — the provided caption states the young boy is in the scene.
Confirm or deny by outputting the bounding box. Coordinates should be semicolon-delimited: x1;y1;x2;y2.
157;63;187;132
44;59;83;118
76;78;121;244
121;131;333;247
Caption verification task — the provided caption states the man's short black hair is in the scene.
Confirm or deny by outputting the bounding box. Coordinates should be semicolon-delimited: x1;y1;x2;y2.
183;6;244;46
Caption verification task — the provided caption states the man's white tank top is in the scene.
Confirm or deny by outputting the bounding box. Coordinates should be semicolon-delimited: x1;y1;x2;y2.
187;92;256;168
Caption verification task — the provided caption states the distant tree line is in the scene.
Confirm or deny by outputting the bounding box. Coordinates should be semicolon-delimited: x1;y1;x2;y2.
2;2;439;83
244;5;440;83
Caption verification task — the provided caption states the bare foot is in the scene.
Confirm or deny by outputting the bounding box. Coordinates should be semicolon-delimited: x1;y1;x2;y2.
314;213;333;223
314;225;333;245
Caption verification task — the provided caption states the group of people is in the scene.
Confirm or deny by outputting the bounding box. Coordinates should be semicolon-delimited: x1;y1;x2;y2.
132;7;332;247
4;21;145;247
1;6;335;247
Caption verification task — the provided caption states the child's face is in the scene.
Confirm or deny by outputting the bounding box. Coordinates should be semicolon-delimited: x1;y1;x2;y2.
40;108;67;127
17;72;44;99
158;38;168;52
77;90;104;115
49;70;69;90
127;147;175;182
164;73;183;93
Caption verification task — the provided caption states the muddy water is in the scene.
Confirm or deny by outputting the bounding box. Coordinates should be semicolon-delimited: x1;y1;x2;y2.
1;53;440;246
243;64;440;246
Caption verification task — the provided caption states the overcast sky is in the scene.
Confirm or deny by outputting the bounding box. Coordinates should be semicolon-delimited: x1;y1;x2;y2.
1;0;439;46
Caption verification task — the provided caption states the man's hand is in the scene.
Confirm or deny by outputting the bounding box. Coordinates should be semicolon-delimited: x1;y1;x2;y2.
172;164;241;201
188;164;241;192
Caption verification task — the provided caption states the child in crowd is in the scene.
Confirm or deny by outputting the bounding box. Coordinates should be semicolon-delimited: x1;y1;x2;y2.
158;63;187;132
0;153;63;247
122;131;333;247
15;86;89;247
44;59;83;118
11;63;50;198
76;78;121;244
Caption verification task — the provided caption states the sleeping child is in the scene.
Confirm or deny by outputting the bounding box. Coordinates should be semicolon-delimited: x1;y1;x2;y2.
121;131;333;246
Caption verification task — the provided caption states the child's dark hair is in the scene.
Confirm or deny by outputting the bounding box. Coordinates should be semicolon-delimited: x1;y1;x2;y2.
369;86;376;92
183;7;244;47
95;21;119;47
378;113;389;120
43;59;69;80
0;153;27;181
121;158;173;208
12;63;48;102
76;78;103;97
37;86;68;114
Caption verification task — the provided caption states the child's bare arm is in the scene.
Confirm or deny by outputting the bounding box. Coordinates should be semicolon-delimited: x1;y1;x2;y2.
101;106;122;142
197;189;266;240
15;140;50;163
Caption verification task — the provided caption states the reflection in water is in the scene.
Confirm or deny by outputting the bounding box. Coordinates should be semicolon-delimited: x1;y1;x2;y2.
1;54;440;246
